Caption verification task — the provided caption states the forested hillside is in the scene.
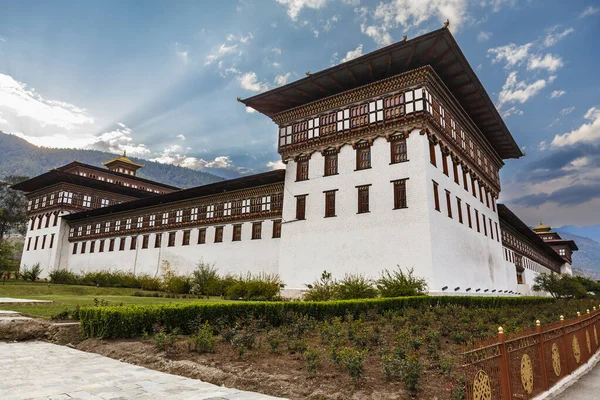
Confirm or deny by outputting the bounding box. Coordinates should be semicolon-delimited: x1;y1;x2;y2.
557;231;600;279
0;132;223;188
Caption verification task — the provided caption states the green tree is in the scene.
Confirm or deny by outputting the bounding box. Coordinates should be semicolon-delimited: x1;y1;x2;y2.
0;175;29;239
532;273;588;299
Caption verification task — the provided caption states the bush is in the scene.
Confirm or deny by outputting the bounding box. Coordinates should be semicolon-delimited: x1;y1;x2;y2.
49;268;78;284
304;270;336;301
532;273;588;299
266;329;281;353
190;261;222;296
304;348;321;376
334;273;378;300
225;273;281;301
80;296;557;339
137;274;162;291
377;266;428;297
163;275;192;294
21;263;43;282
399;353;424;392
189;322;217;353
338;347;368;386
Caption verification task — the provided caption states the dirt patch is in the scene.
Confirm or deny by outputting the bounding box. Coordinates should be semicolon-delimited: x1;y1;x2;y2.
0;317;82;345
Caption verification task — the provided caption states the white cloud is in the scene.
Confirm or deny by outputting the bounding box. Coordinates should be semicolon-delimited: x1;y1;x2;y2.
477;31;492;42
0;112;7;125
579;6;599;18
266;160;286;170
560;106;575;116
501;106;523;118
272;47;282;56
543;26;573;47
341;44;363;63
274;72;291;86
0;73;94;130
245;107;257;113
176;134;186;140
497;71;547;108
485;0;516;12
373;0;468;32
150;145;239;171
227;32;254;44
204;43;240;66
551;107;600;148
550;90;566;99
239;72;270;92
175;42;189;63
488;43;532;69
276;0;328;21
538;141;547;151
0;35;6;42
527;53;563;72
341;0;360;5
360;23;392;46
322;15;339;32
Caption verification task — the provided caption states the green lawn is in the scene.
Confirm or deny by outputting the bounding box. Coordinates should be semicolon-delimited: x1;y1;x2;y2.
0;281;228;319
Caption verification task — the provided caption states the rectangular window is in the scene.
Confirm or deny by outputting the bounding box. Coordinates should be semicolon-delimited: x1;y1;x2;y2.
45;216;50;228
390;138;407;163
252;222;262;239
489;218;494;240
483;215;488;236
83;195;91;207
154;234;162;248
109;238;115;252
176;210;183;223
453;161;459;184
456;198;463;223
467;204;472;228
119;238;125;251
272;220;282;238
479;185;484;204
433;181;440;212
162;212;169;225
495;222;499;242
30;218;35;231
429;141;436;166
129;236;137;250
325;190;336;217
182;230;190;245
37;217;42;229
27;237;31;251
357;186;369;214
214;226;223;243
140;235;148;249
190;207;198;221
393;179;407;209
125;218;132;230
296;195;306;220
475;209;480;232
324;153;338;176
296;159;309;181
149;215;156;227
198;229;206;244
463;170;468;192
72;242;78;254
442;153;449;176
99;239;104;252
356;146;371;170
445;190;452;218
49;234;55;249
81;241;86;254
41;235;47;249
101;198;109;207
168;232;176;247
492;197;496;212
471;176;477;197
137;217;143;229
232;224;242;241
90;241;95;253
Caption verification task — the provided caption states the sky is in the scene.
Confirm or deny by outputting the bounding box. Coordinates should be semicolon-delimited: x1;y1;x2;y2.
0;0;599;229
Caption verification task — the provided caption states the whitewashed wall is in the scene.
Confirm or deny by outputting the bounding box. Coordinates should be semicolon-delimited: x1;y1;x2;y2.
20;212;70;278
66;221;281;278
278;129;435;291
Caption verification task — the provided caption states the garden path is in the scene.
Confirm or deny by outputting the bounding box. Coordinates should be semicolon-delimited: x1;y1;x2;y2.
553;360;600;400
0;341;286;400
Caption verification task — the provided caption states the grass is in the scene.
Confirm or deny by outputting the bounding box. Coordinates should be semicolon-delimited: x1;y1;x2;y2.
0;281;229;319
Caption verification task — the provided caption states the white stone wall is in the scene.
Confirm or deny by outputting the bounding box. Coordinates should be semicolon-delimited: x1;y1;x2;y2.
20;212;70;278
278;129;435;290
66;221;281;278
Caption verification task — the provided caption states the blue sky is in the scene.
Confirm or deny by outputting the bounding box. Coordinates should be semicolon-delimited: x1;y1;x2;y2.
0;0;599;229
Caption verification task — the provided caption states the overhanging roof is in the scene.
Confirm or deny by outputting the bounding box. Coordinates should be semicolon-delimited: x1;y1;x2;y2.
241;28;522;160
545;239;579;251
498;204;566;266
63;169;286;222
11;170;158;199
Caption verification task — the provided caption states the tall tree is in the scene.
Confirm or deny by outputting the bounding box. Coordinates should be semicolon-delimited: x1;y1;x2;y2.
0;175;29;239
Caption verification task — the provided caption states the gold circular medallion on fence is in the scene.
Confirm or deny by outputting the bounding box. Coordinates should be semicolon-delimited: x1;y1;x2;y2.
521;354;534;394
473;370;492;400
586;330;592;354
595;326;598;346
573;336;581;364
552;343;561;377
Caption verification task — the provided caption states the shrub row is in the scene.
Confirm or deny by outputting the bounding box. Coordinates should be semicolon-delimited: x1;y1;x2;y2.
80;295;555;339
49;269;162;290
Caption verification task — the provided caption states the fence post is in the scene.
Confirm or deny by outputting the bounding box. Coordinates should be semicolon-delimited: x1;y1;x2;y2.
560;315;572;375
536;319;549;390
498;326;512;400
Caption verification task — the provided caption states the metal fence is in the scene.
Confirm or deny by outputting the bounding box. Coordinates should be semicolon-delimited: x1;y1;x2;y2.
463;307;600;400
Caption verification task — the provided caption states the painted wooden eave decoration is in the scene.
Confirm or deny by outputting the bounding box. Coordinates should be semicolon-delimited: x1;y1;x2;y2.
241;27;523;160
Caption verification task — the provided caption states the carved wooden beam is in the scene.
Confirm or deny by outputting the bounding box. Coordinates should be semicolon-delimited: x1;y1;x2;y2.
404;42;417;69
310;81;328;94
386;54;392;76
368;61;375;81
425;34;443;58
327;75;345;91
347;67;357;84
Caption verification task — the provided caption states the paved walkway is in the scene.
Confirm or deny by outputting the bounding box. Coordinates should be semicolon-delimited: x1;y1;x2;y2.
553;359;600;400
0;342;286;400
0;297;51;303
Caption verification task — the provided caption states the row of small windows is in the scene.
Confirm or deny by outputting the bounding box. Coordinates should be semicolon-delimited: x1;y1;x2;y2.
28;191;113;212
29;213;59;230
429;141;496;213
76;169;163;193
25;234;55;251
432;180;499;242
72;220;283;254
503;247;552;275
295;179;407;220
501;230;559;269
296;138;407;181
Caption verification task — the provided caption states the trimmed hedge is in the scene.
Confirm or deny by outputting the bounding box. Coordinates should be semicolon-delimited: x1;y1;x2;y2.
80;296;555;339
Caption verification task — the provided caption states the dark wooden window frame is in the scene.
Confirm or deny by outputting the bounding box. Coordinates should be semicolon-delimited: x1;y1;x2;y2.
324;151;339;176
214;226;224;243
356;185;370;214
467;204;472;228
390;137;408;164
232;224;242;241
475;209;480;232
324;190;337;218
456;197;463;224
433;181;440;212
89;240;95;253
445;190;452;218
130;236;137;250
392;179;408;209
272;219;282;238
119;237;125;251
355;143;372;170
295;195;307;220
72;242;78;254
142;235;149;249
109;238;115;252
168;231;176;247
252;222;262;240
442;152;449;176
296;158;309;181
154;233;162;248
453;160;459;184
429;141;437;167
182;230;191;246
198;229;206;244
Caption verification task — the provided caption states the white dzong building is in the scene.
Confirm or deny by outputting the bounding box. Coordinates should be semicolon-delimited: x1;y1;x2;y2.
14;28;575;296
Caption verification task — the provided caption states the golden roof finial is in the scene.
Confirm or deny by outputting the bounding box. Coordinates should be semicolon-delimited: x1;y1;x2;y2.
123;150;127;157
443;19;450;28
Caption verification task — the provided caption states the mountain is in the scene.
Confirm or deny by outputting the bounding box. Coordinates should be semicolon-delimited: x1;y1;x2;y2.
0;132;223;188
557;230;600;279
558;225;600;245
